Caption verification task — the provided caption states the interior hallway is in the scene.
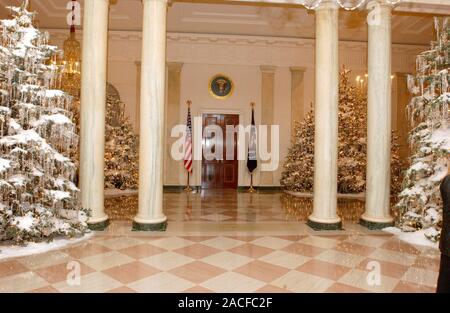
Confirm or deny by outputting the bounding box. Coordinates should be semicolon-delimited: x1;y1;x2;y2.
0;191;439;293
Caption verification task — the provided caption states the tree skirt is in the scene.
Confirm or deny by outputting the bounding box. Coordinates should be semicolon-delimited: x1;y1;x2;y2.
0;233;93;261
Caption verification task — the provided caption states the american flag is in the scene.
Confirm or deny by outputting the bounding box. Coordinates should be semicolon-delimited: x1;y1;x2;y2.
184;105;193;173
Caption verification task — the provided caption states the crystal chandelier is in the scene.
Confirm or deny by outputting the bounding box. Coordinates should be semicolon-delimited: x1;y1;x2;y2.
61;0;81;98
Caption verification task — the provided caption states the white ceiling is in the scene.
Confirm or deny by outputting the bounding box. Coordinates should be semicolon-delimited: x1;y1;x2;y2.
0;0;436;45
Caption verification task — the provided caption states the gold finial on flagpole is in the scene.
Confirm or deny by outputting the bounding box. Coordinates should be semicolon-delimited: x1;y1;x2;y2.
250;102;255;108
187;100;192;108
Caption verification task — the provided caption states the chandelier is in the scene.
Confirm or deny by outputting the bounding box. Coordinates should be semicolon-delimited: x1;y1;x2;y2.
300;0;402;10
61;0;81;98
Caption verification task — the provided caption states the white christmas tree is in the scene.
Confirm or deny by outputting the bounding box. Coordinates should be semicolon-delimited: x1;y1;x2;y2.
395;17;450;242
0;1;88;244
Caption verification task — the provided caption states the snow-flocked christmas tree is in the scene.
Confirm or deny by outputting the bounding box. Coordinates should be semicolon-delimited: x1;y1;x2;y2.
281;68;402;194
395;17;450;242
0;1;88;244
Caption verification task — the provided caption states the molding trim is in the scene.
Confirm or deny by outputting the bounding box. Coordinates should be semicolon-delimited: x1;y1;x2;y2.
45;29;428;54
260;65;277;73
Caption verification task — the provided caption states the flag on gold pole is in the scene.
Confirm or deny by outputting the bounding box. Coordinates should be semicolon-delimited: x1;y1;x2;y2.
184;100;193;192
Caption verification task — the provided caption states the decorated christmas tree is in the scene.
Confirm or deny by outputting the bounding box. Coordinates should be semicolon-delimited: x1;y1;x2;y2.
395;17;450;242
104;84;139;190
62;84;139;190
0;1;88;244
281;69;402;194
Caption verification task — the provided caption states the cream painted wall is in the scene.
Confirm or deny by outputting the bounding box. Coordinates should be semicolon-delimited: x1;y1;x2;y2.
47;30;425;187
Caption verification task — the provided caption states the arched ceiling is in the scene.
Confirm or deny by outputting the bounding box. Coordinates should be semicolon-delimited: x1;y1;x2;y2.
0;0;436;45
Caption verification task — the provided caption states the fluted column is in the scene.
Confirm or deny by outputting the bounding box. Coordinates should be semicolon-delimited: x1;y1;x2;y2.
133;0;168;231
307;1;341;230
79;0;109;230
260;65;276;186
290;67;307;142
361;0;394;229
165;62;184;186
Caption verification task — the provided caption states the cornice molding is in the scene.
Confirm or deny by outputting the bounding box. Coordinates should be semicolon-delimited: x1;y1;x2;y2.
46;29;427;55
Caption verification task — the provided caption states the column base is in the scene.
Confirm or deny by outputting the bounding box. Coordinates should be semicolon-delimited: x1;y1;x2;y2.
307;218;342;231
132;220;167;232
88;219;110;231
359;218;394;230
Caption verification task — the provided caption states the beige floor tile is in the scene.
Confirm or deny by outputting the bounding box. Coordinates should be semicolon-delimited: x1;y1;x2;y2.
255;284;292;293
316;250;365;268
259;250;310;269
127;272;195;293
140;251;194;271
401;267;438;288
250;237;292;250
119;244;166;259
17;251;71;270
201;237;245;250
272;270;334;292
200;272;266;293
357;258;408;279
34;262;95;284
169;261;226;284
102;261;160;284
334;241;376;257
149;237;196;250
201;251;252;270
344;235;388;248
174;244;221;259
81;251;135;271
326;282;367;293
282;243;325;258
234;260;290;283
338;269;399;293
300;236;340;249
0;260;28;279
0;271;48;292
368;249;417;266
296;259;350;281
96;237;144;250
392;280;436;293
64;243;112;259
228;243;274;258
184;285;214;293
53;272;122;293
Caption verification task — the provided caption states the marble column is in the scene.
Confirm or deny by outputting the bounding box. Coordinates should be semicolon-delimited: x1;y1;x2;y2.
133;0;168;231
165;62;183;185
307;1;341;230
79;0;109;230
361;1;394;229
290;67;307;142
260;65;276;186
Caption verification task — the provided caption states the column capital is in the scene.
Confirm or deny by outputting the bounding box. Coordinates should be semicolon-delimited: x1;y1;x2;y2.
366;0;394;11
290;66;307;73
167;62;184;72
260;65;277;74
141;0;169;4
315;0;339;10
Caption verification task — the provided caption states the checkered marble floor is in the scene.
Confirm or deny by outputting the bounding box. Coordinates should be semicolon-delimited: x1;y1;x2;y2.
0;191;440;293
0;233;439;293
105;189;366;223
